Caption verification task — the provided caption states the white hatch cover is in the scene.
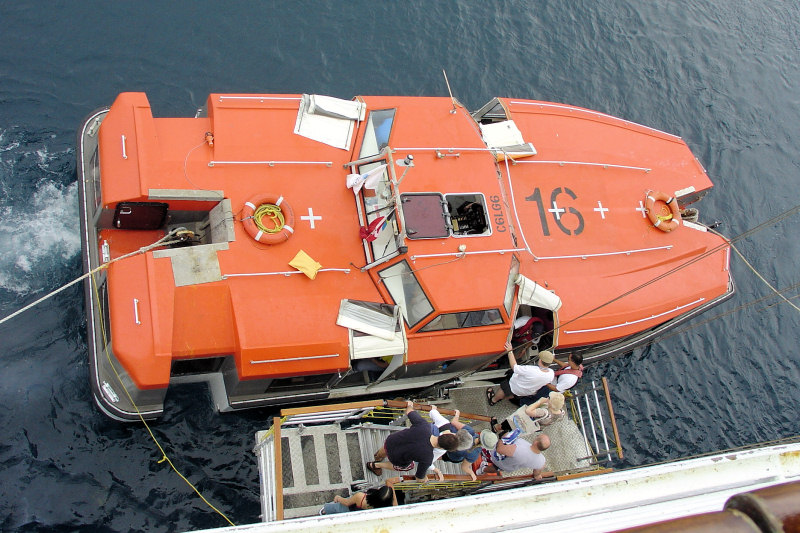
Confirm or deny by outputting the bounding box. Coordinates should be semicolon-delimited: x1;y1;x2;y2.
294;94;366;150
515;274;562;312
336;299;407;360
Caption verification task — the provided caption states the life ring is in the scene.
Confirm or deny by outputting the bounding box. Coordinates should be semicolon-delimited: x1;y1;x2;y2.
242;194;295;244
645;190;681;232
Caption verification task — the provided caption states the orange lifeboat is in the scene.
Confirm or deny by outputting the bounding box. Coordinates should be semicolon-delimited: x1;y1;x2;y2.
242;194;295;244
645;190;681;232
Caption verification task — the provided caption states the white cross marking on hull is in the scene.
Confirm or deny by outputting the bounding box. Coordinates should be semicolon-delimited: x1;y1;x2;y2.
301;207;322;229
636;201;648;218
548;201;566;220
594;201;609;219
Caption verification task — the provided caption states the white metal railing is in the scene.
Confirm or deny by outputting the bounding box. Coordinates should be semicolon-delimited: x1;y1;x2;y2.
563;297;706;334
532;245;673;261
253;428;279;522
218;96;301;103
208;160;332;167
410;248;526;261
250;353;340;365
393;146;536;159
570;379;622;465
510;160;651;173
281;406;378;427
223;268;350;279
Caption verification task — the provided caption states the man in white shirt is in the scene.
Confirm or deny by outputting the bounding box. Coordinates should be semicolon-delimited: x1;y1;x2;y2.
487;341;554;406
523;352;584;405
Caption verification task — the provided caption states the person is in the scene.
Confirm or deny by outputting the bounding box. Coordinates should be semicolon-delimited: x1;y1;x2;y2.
479;434;550;480
429;408;483;481
367;401;460;482
492;391;565;436
523;352;584;404
353;357;389;381
511;315;545;345
486;342;554;406
320;479;398;515
422;405;473;480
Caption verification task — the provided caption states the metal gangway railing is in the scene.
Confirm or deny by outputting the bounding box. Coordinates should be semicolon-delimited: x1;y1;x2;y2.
568;377;624;465
253;383;622;522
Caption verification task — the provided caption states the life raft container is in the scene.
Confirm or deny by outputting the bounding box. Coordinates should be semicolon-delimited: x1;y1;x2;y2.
645;190;681;232
242;194;295;244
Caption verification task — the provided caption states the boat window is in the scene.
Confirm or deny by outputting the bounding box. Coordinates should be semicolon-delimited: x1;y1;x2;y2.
400;193;449;239
419;309;504;332
504;255;520;316
90;149;102;210
378;260;434;328
359;109;396;158
170;356;225;377
358;160;399;259
472;98;508;124
445;193;490;237
267;373;339;393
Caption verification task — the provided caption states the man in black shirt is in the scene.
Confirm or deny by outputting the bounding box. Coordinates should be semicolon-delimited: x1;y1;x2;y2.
367;401;459;481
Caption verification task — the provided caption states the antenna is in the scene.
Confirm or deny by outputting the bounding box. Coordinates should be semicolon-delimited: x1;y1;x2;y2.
442;69;457;114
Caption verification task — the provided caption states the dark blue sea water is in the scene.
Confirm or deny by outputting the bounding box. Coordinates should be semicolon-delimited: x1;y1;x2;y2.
1;2;799;531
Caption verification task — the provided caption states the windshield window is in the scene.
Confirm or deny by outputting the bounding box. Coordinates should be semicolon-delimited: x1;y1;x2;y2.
419;309;503;332
359;109;396;158
379;260;434;328
358;160;399;260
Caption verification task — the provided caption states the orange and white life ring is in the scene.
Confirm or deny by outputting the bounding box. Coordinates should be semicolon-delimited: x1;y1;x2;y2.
242;194;295;244
645;190;681;232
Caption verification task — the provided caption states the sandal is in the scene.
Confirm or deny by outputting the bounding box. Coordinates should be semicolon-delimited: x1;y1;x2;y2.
486;387;498;406
490;416;500;434
366;461;384;476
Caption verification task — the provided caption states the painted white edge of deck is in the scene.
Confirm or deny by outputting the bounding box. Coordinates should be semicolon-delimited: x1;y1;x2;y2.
195;441;800;533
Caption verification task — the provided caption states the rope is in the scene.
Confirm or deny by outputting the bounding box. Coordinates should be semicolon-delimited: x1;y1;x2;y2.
656;206;673;222
393;479;482;491
252;204;285;234
90;270;235;527
709;227;800;313
0;229;185;326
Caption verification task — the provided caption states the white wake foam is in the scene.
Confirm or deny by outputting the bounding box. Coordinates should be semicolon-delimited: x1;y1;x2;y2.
0;133;80;295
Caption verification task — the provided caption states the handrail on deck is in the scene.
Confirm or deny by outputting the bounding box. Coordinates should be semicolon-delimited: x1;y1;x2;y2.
272;416;284;521
569;379;624;464
602;377;624;460
383;400;492;423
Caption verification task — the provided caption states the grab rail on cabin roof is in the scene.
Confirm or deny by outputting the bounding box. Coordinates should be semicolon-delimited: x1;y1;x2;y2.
207;160;333;167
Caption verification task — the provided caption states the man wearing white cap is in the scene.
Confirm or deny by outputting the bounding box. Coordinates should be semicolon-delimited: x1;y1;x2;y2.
487;341;554;406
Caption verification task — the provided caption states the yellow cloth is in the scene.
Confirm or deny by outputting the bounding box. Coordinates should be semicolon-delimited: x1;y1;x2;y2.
288;250;322;280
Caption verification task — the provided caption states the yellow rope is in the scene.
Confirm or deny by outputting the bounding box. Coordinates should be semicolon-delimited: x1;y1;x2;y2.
393;480;482;491
253;204;285;234
256;416;287;444
90;260;235;527
656;206;673;222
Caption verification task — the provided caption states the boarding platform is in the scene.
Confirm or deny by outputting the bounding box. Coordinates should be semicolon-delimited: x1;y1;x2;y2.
253;379;621;521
